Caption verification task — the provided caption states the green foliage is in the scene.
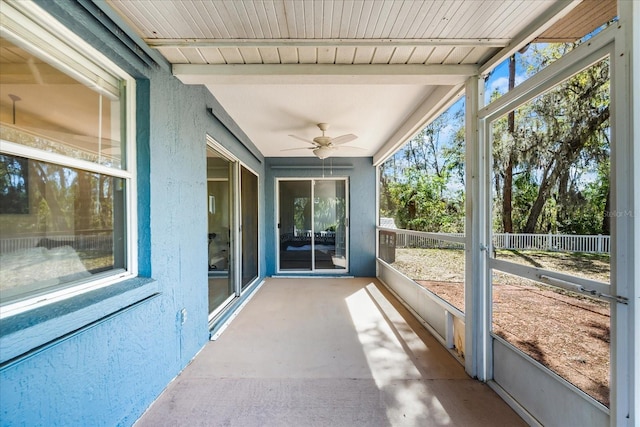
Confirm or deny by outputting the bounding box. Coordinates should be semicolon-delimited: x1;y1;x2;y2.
380;104;466;233
382;41;610;237
0;155;29;214
492;45;610;235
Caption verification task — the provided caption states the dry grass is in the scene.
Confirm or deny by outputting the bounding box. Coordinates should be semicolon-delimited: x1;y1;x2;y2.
390;247;611;407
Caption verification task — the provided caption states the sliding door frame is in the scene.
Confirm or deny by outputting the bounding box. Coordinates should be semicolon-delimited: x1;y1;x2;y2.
206;136;261;323
276;177;349;274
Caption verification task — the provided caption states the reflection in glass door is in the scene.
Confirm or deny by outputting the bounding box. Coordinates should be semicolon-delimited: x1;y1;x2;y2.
314;180;347;270
207;147;235;316
241;166;258;289
278;179;348;272
207;141;260;320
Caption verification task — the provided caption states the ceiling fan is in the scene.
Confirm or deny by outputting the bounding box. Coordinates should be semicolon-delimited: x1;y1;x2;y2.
283;123;359;159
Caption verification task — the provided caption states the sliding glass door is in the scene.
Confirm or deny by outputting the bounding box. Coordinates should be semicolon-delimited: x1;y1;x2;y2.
278;178;348;273
207;140;260;320
207;147;235;315
241;166;258;289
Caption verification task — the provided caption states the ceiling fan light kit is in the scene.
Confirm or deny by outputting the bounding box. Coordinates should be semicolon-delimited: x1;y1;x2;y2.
313;146;333;159
285;122;359;159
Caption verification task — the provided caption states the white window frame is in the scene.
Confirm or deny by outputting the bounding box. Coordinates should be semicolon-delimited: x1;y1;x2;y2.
0;0;138;317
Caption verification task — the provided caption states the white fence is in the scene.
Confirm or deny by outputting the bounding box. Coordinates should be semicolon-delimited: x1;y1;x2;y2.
391;229;610;254
395;231;465;249
492;232;610;254
0;234;113;254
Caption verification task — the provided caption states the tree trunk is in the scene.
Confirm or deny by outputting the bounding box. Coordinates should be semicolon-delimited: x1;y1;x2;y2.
523;108;609;233
33;163;69;232
502;153;514;233
523;162;558;233
502;54;516;233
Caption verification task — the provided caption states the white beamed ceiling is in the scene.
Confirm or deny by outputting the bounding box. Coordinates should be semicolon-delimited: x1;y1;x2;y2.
107;0;582;160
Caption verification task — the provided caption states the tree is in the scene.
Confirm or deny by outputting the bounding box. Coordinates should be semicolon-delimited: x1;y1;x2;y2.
380;102;465;233
492;44;610;235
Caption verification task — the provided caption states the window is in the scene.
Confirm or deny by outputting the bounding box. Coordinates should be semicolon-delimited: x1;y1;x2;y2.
0;1;136;314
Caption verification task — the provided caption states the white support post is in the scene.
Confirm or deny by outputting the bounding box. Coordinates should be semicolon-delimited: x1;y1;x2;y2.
611;1;639;425
633;3;640;421
465;75;489;380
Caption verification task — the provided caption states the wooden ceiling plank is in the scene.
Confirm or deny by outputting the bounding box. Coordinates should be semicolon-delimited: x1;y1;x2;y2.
477;1;524;39
273;0;290;38
208;1;234;39
180;2;209;39
278;47;299;64
251;1;272;38
428;0;465;38
329;0;343;39
258;47;281;64
457;1;502;39
238;47;263;64
370;0;395;38
346;0;365;39
238;1;263;39
317;47;337;64
416;0;447;39
198;48;227;65
443;46;474;65
426;46;454;64
157;47;190;64
218;47;244;64
359;0;384;39
397;1;432;39
335;46;357;64
321;0;333;38
312;0;324;38
379;0;405;38
108;0;161;39
185;47;209;64
407;46;435;64
191;2;222;39
353;46;376;64
297;47;317;64
371;46;396;64
536;0;617;42
389;46;416;65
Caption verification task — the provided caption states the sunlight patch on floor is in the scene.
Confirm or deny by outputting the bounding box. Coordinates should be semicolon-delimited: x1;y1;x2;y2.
345;282;452;426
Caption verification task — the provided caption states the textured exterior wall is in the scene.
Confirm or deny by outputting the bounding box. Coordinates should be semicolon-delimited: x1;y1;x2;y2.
265;157;376;277
0;1;265;426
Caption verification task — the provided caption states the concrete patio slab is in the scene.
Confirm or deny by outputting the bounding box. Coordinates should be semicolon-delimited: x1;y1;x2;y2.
135;278;526;426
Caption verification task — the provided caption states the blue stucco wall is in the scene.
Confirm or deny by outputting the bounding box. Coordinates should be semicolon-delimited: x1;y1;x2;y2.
0;2;265;426
265;157;377;277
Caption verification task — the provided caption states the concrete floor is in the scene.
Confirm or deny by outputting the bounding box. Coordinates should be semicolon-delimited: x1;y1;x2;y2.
136;277;526;427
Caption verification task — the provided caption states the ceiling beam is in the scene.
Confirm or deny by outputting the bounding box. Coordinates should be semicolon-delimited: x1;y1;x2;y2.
146;38;510;49
173;63;478;85
373;84;464;166
479;0;582;76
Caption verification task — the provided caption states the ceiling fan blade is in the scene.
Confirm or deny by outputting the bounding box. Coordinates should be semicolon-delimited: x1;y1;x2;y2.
331;134;358;145
288;134;317;146
281;147;314;152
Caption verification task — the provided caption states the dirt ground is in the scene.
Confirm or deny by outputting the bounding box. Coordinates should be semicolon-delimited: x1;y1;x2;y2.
391;247;611;407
